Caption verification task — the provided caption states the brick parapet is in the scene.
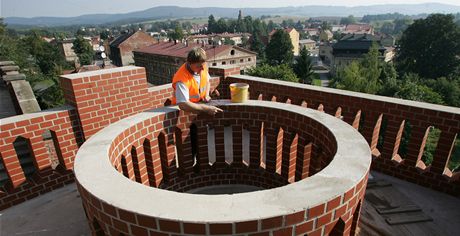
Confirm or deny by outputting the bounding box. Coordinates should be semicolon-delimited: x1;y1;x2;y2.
0;105;81;209
74;101;371;235
224;74;460;195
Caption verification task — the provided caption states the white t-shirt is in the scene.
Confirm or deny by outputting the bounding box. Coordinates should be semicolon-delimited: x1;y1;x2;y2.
175;72;210;104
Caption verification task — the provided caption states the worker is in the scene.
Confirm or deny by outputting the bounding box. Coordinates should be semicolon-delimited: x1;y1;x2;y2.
172;47;223;115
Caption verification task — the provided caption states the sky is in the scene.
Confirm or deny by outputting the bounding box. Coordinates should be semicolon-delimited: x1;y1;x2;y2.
1;0;460;18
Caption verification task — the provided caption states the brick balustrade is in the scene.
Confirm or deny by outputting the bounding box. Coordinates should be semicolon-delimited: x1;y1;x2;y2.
74;101;371;235
0;65;458;233
222;73;460;195
0;106;81;209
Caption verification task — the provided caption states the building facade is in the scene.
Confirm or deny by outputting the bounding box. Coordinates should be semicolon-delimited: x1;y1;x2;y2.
269;28;300;56
133;41;256;85
331;34;387;74
109;31;158;67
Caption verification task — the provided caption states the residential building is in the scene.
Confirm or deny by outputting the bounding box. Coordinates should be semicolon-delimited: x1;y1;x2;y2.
299;39;316;51
331;34;388;74
109;31;158;67
187;33;251;46
133;41;256;85
269;28;300;56
53;39;78;62
319;29;333;42
343;24;374;35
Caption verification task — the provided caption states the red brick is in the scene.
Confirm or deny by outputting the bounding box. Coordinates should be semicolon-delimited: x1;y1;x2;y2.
236;221;258;233
130;225;149;236
261;216;283;230
118;208;136;223
158;219;180;233
273;227;292;236
295;220;314;234
334;204;347;220
183;223;206;234
308;204;325;218
327;196;342;212
136;215;156;229
316;212;333;228
286;211;305;225
213;223;239;235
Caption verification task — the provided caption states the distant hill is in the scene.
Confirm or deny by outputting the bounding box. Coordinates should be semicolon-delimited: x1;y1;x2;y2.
5;3;460;27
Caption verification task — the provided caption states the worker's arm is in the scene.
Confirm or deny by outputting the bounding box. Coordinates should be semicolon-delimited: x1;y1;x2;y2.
178;102;222;115
203;72;212;102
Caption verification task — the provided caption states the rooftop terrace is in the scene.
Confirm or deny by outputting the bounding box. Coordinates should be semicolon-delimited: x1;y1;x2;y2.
0;65;459;235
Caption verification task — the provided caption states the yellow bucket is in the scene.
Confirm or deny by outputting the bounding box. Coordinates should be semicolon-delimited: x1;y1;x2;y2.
229;83;249;103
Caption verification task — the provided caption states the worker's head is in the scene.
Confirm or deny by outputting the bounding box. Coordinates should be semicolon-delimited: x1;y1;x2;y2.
187;47;207;73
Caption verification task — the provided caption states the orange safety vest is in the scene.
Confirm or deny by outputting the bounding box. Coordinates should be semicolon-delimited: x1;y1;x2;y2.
171;63;208;105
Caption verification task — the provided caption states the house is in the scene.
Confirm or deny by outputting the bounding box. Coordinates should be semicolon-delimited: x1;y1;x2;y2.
52;39;78;62
330;34;388;74
319;29;333;42
133;41;257;85
299;39;316;51
109;31;158;67
269;28;300;56
303;28;320;38
343;24;374;35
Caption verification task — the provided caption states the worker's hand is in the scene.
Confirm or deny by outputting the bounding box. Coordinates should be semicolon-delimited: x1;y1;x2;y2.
204;105;223;116
203;95;212;103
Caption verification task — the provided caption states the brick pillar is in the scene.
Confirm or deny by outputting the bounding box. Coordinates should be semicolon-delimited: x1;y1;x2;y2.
60;66;151;140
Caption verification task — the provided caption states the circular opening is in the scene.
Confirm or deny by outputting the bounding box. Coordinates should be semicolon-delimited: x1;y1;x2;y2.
108;102;338;195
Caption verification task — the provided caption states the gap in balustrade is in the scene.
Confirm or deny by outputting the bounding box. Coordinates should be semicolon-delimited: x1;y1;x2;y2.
399;120;413;158
13;136;37;179
207;125;216;165
421;127;441;167
224;125;233;165
448;134;460;173
42;130;60;169
0;154;8;187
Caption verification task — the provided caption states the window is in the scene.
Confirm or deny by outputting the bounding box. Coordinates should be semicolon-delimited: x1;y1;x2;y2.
212;63;217;66
230;60;235;64
222;61;226;65
230;50;235;55
240;59;244;63
248;58;252;62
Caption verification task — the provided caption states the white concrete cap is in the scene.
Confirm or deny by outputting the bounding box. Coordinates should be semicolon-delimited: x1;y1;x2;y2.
74;100;371;223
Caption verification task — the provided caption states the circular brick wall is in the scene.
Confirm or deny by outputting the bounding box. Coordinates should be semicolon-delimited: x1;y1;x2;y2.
74;100;371;235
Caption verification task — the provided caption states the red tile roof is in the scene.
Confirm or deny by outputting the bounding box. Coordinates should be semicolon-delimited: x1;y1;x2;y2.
134;41;252;59
269;28;295;36
344;24;372;32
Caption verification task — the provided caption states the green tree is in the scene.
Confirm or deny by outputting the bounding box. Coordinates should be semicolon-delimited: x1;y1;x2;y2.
340;15;356;25
208;15;217;33
380;22;394;35
72;36;94;65
236;10;246;33
393;18;412;35
424;77;460;107
394;73;444;104
265;29;293;65
331;44;383;94
396;14;460;79
250;34;265;61
169;24;184;41
247;64;299;82
294;47;315;84
216;18;228;33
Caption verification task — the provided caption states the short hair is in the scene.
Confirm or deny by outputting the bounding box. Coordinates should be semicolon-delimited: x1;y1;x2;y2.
187;47;207;63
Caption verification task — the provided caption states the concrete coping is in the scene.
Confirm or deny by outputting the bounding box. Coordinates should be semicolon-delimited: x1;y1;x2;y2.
74;100;371;222
3;74;26;82
0;65;20;72
0;61;15;66
230;74;460;115
60;66;143;80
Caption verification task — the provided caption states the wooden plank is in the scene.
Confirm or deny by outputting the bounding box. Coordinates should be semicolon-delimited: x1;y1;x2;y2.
385;214;433;225
367;180;392;189
376;205;421;214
